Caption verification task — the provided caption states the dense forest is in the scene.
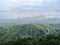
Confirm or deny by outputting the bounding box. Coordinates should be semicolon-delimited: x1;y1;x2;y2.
0;34;60;45
0;24;60;45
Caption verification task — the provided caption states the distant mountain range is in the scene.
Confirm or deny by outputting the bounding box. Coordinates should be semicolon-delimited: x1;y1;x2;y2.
0;18;60;24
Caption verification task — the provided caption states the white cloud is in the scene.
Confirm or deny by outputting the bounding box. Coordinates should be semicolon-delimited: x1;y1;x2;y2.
0;0;60;20
0;11;60;19
0;0;59;10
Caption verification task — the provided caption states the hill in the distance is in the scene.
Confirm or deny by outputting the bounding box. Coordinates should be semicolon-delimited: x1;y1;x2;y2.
0;24;60;40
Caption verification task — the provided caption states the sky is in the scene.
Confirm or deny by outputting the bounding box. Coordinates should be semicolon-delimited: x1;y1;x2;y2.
0;0;60;19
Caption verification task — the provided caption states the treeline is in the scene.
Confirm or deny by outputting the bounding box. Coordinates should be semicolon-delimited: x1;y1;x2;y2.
0;34;60;45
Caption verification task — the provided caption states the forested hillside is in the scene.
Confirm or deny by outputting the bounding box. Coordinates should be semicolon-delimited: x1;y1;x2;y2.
0;24;59;40
0;34;60;45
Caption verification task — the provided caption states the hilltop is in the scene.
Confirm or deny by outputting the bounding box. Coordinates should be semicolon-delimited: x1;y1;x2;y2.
0;24;60;40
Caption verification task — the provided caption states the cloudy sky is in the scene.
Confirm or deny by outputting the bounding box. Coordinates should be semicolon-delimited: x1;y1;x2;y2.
0;0;60;19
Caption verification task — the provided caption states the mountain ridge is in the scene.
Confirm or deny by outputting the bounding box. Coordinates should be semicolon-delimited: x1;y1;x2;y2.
0;24;59;40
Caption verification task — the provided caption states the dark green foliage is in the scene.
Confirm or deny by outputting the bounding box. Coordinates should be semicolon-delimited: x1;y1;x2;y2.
0;34;60;45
